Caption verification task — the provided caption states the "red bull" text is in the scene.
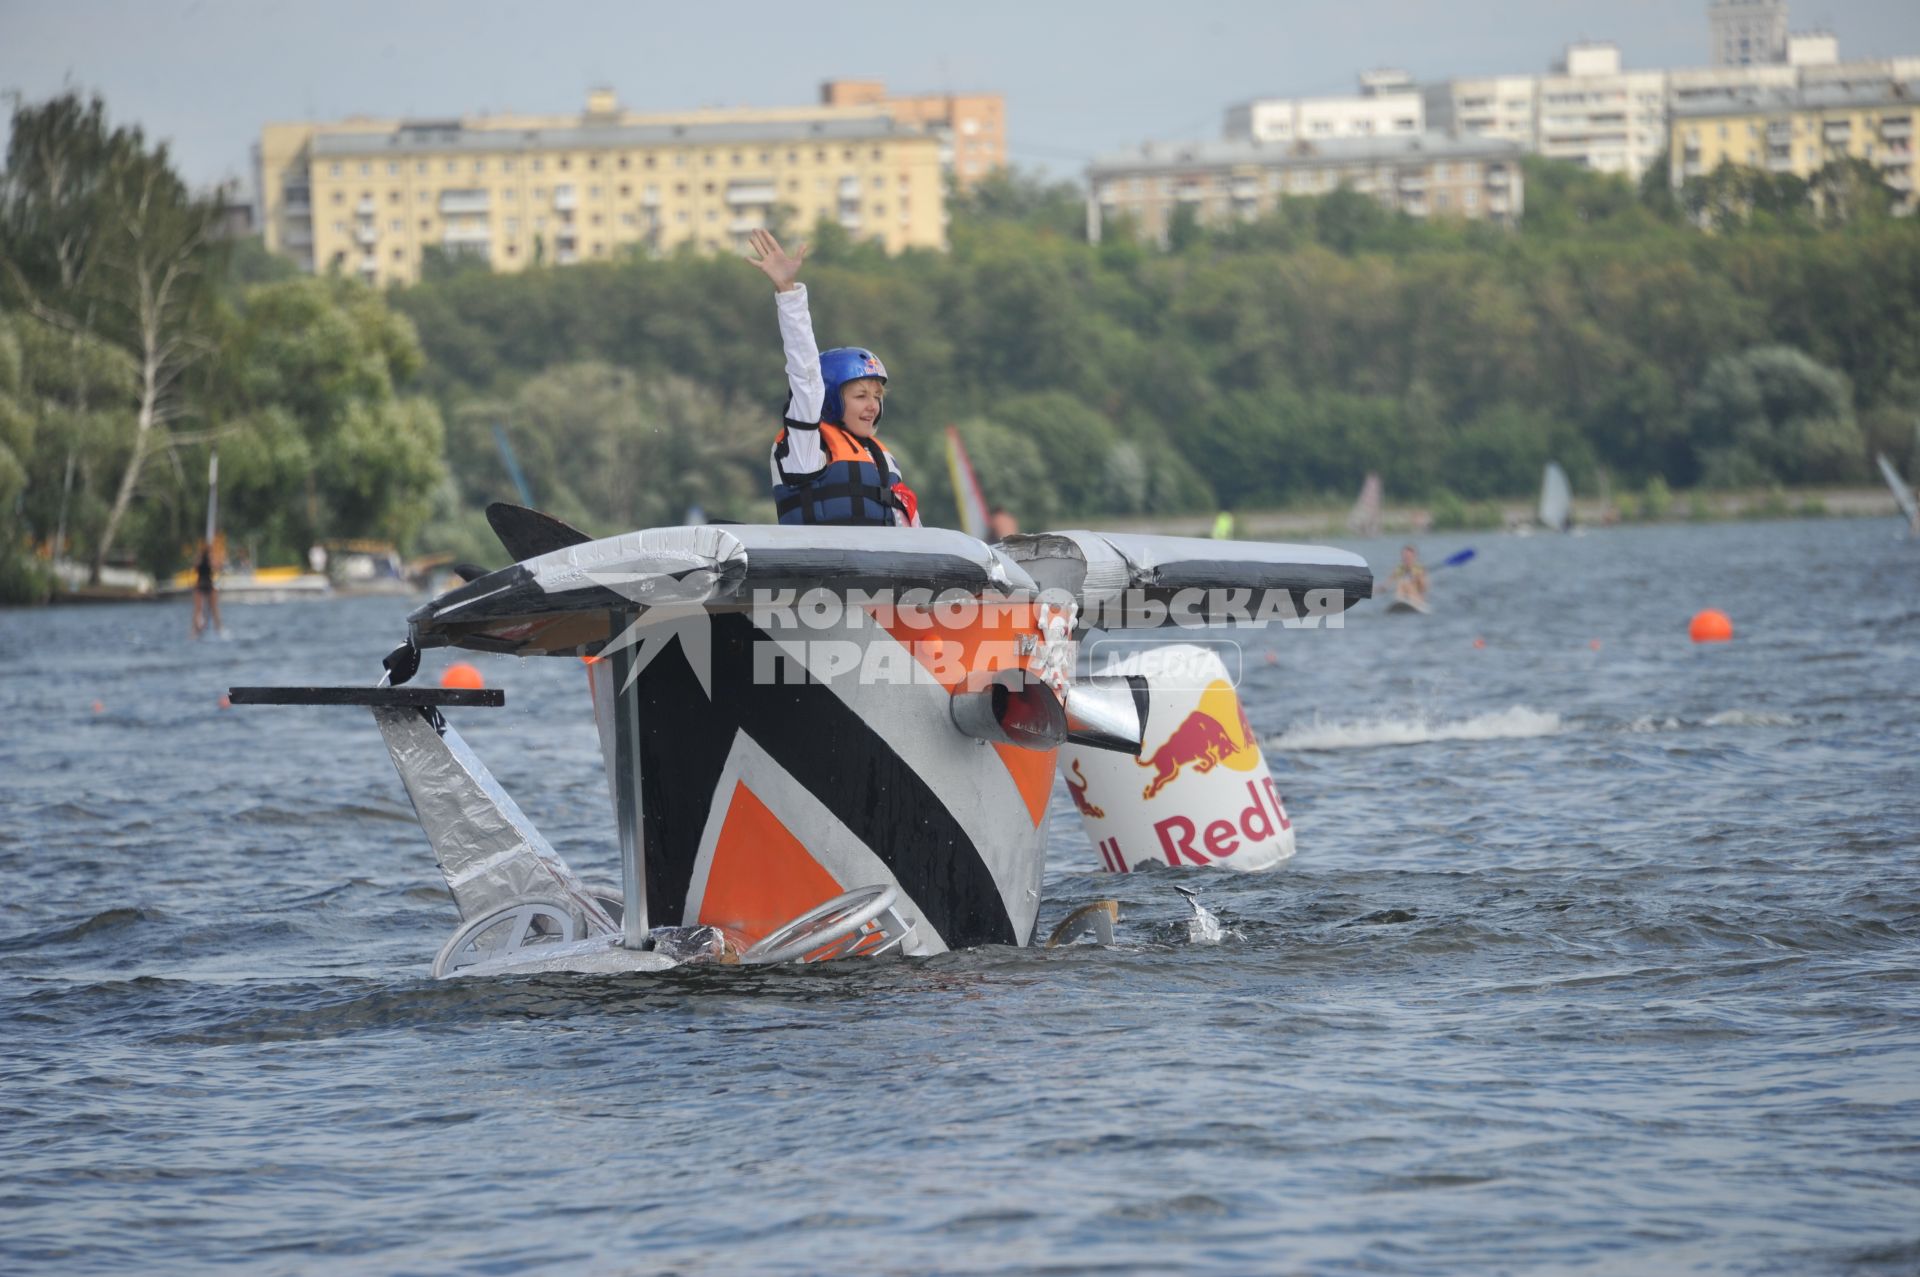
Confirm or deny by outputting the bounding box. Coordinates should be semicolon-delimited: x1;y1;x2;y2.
1151;778;1292;866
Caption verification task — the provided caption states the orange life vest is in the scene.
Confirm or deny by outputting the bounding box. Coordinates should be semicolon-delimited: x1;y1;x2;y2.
773;420;909;526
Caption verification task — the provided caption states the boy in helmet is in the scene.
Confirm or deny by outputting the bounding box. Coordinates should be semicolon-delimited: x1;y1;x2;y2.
746;229;919;527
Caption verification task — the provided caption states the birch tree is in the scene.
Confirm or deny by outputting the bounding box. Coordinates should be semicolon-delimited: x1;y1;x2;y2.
88;142;225;580
1;93;223;581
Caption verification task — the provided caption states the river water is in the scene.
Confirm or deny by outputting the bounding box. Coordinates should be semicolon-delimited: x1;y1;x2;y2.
2;517;1917;1275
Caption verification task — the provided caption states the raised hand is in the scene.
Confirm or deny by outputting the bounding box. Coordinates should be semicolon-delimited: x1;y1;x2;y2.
746;228;808;292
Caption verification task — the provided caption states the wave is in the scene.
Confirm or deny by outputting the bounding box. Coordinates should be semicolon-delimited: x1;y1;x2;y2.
1269;706;1563;753
0;906;158;953
1624;709;1799;733
1267;705;1801;753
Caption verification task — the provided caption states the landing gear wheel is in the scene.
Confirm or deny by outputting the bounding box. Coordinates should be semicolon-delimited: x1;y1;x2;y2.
583;884;625;929
432;898;585;978
740;884;905;966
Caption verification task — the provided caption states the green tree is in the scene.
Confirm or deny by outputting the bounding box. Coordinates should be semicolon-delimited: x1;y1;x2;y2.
218;276;446;559
0;93;227;580
444;361;769;537
1689;345;1864;485
948;169;1084;242
1807;157;1895;226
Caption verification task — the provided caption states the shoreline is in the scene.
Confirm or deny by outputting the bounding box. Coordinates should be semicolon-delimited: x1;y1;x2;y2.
12;485;1907;608
1079;485;1905;540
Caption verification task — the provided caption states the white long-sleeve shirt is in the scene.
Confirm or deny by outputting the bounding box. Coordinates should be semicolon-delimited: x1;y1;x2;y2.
767;285;918;524
770;284;829;477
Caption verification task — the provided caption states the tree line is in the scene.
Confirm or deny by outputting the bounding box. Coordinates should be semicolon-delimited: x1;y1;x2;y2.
396;152;1920;544
4;90;1918;601
1;94;443;601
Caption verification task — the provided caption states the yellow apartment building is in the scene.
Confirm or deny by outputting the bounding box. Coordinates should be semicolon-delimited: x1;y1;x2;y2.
1669;80;1917;212
820;80;1007;186
1087;133;1527;245
259;92;948;286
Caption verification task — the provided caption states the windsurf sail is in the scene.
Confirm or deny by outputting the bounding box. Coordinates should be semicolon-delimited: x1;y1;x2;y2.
1348;472;1382;537
945;426;990;540
492;421;536;508
204;451;219;547
1876;453;1920;536
1539;462;1572;533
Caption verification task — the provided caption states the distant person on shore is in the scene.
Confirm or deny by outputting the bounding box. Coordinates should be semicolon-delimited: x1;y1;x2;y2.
191;543;223;639
746;229;920;528
987;506;1019;542
1211;510;1236;540
1387;544;1429;608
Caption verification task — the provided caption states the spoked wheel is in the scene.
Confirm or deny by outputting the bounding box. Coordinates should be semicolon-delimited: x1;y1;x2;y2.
583;884;625;929
740;884;909;966
432;898;586;978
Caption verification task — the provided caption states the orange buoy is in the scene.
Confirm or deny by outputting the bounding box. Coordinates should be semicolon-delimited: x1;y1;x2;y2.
91;699;105;714
218;692;232;709
440;662;485;690
1589;639;1602;651
1689;609;1733;644
1472;637;1487;650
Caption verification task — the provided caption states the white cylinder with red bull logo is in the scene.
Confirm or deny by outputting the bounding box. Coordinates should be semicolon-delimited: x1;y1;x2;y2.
1062;644;1294;873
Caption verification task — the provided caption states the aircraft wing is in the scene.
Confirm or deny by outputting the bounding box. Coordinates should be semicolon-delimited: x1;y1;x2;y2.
407;524;1037;656
408;524;1374;657
999;530;1373;628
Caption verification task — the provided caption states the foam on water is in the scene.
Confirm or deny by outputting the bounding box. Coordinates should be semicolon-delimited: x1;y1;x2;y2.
1624;708;1800;733
1273;705;1803;750
1269;704;1563;752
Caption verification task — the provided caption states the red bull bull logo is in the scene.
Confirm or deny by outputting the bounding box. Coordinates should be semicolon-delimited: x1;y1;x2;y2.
1065;758;1105;819
1137;709;1239;798
1063;658;1295;875
1135;681;1257;800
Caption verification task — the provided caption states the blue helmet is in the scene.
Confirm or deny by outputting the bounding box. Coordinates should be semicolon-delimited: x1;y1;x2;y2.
818;347;888;425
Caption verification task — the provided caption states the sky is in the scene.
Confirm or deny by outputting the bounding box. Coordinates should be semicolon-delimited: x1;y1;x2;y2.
4;0;1919;196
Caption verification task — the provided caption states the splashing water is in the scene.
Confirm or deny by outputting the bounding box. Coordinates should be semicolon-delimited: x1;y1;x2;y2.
1270;705;1562;752
1175;886;1233;945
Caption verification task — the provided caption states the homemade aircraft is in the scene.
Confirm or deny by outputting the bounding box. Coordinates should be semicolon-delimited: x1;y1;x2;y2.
232;505;1371;977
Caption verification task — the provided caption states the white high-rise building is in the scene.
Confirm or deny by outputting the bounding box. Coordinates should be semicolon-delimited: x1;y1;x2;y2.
1538;44;1669;177
1225;71;1423;145
1710;0;1790;67
1422;7;1918;184
1425;44;1667;179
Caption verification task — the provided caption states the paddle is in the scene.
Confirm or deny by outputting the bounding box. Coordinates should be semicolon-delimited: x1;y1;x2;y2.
1432;547;1477;570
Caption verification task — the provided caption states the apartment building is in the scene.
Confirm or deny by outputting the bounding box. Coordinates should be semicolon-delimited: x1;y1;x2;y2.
1710;0;1790;67
1669;81;1918;212
1225;71;1423;145
1426;32;1918;184
1087;133;1525;245
1426;43;1667;180
820;80;1006;186
260;90;950;285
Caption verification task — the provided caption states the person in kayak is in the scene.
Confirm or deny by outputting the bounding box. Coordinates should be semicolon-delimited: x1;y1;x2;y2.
1387;544;1429;607
746;228;919;527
